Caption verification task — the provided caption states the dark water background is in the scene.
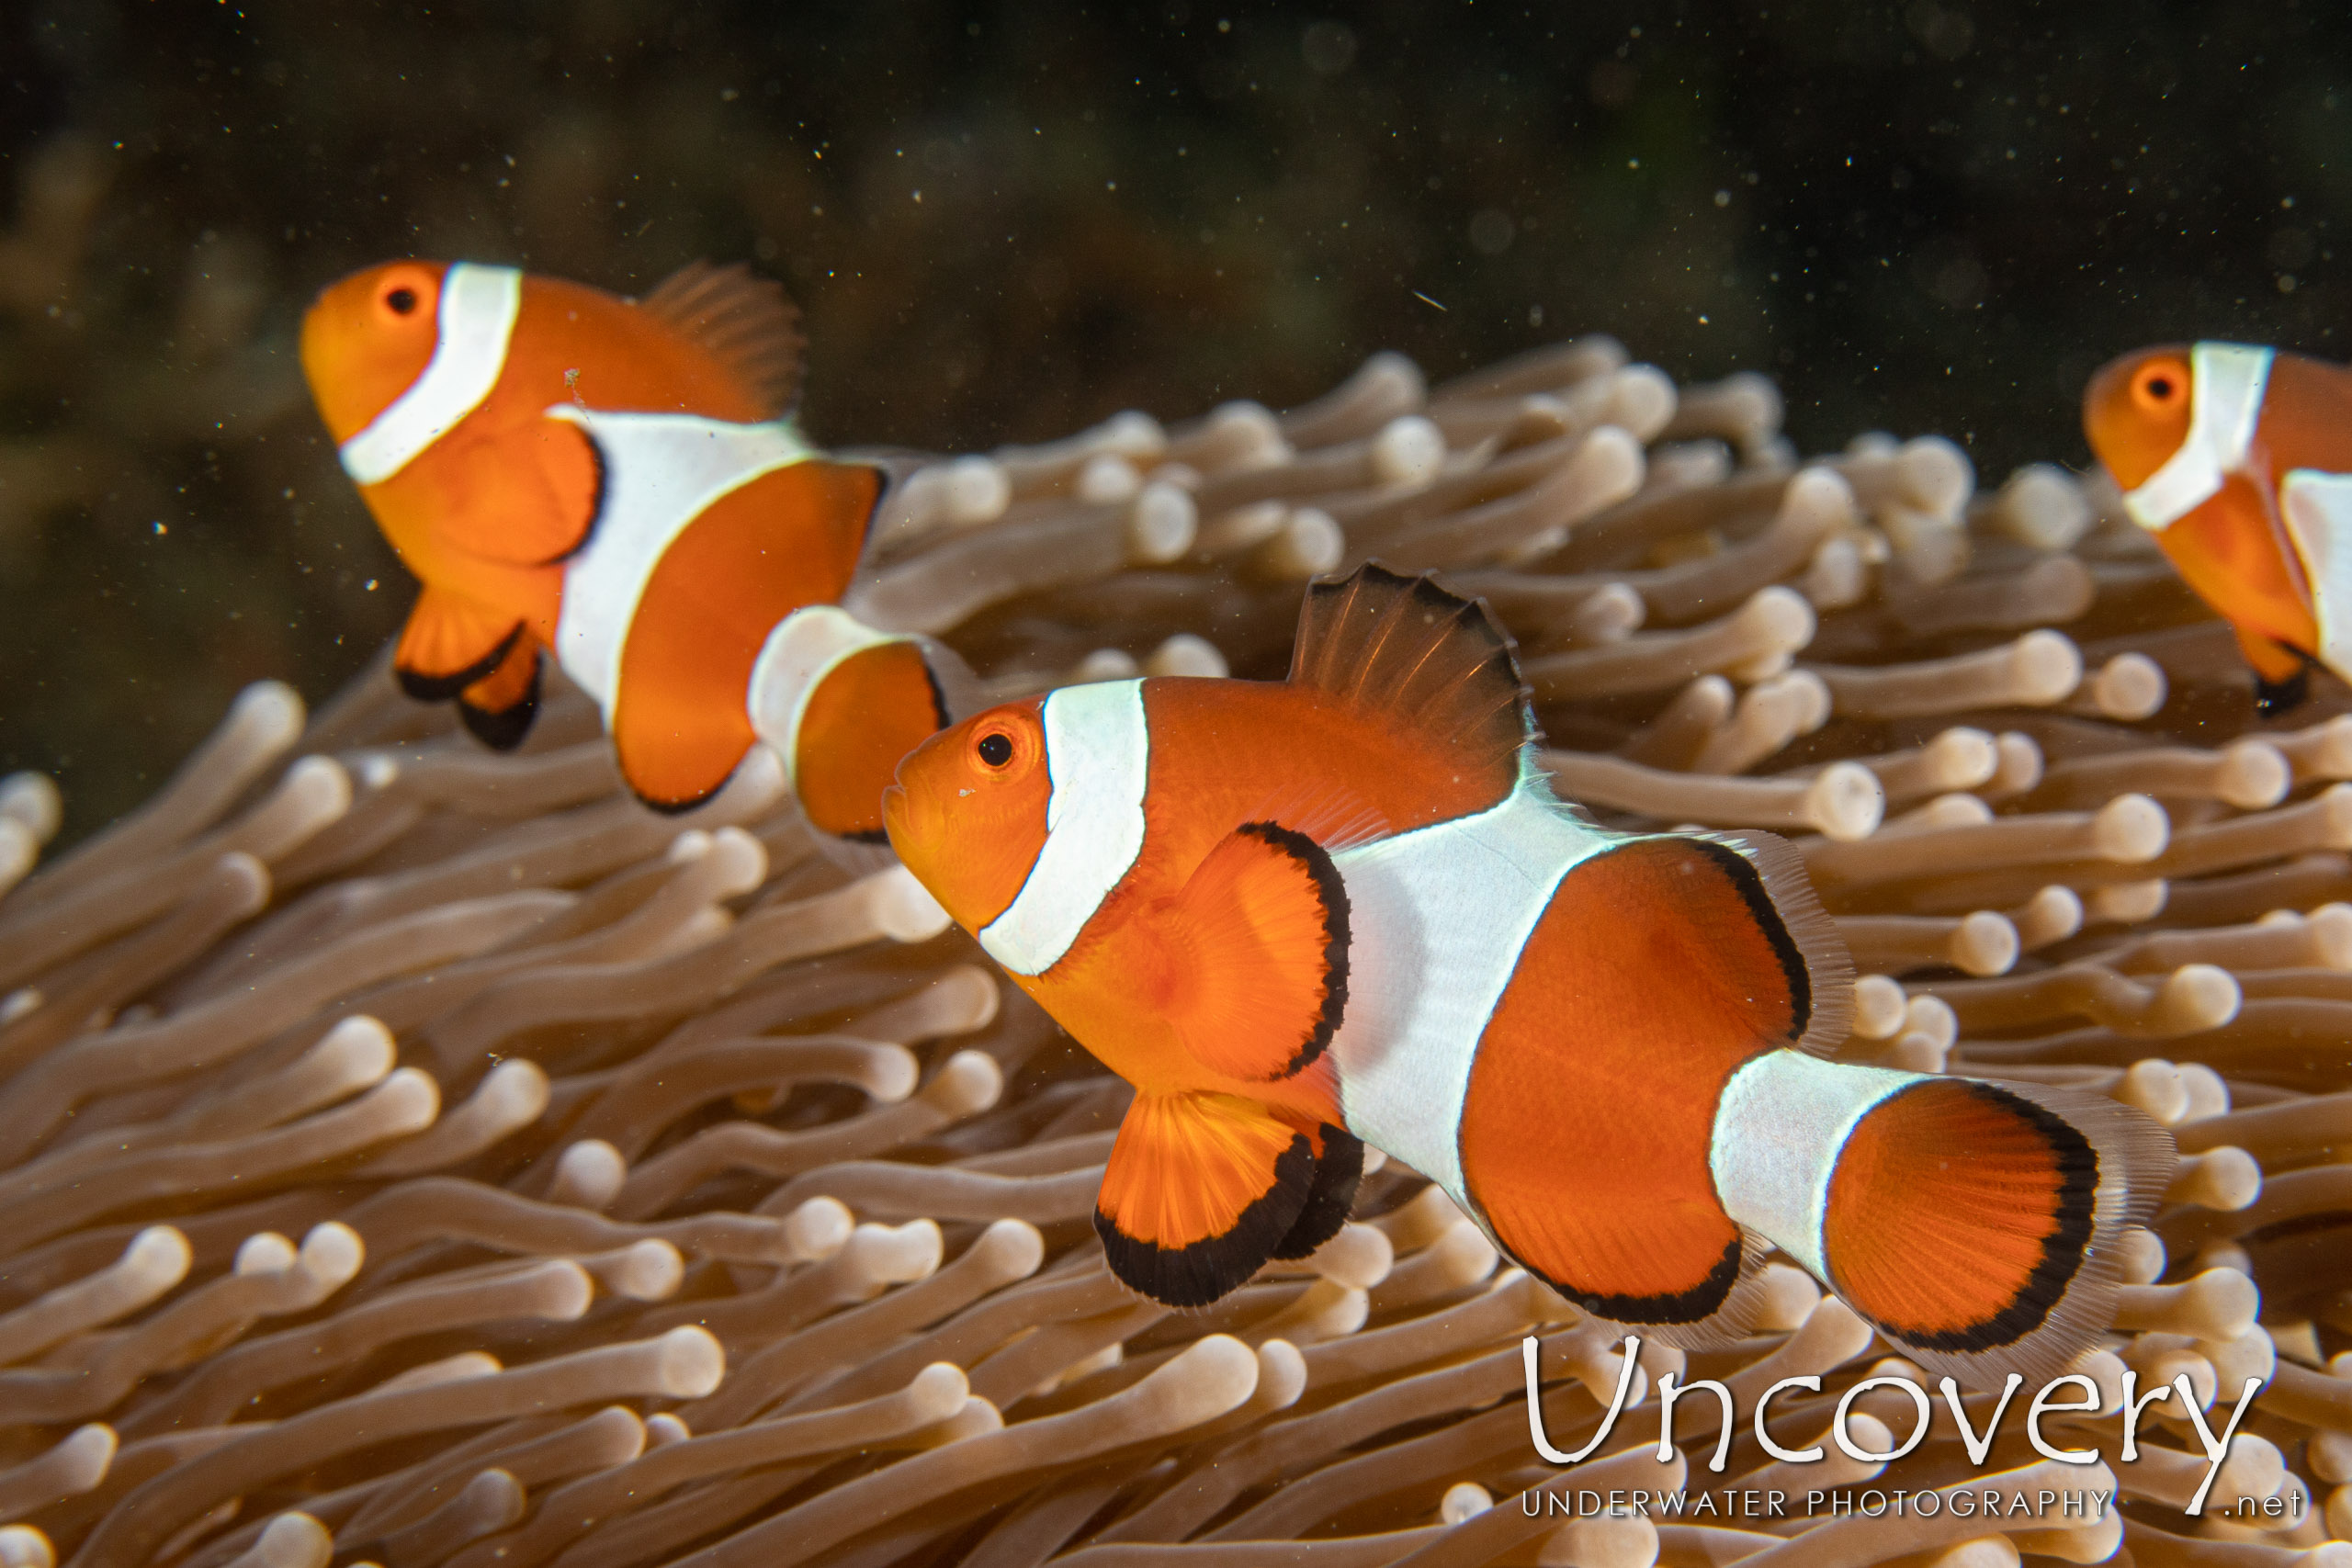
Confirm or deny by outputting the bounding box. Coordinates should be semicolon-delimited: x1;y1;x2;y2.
1;0;2345;839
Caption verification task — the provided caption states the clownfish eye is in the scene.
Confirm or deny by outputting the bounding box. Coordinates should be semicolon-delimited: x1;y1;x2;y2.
2131;362;2186;412
385;287;418;316
976;732;1013;768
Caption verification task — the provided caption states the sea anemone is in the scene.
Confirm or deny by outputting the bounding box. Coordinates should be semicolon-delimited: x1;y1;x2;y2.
0;338;2346;1568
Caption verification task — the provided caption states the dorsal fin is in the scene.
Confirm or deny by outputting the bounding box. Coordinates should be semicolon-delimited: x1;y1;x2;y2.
1287;560;1535;780
637;260;805;419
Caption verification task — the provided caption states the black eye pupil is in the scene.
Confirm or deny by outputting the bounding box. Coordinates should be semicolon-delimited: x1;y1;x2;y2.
386;288;418;315
2146;376;2173;400
978;733;1012;767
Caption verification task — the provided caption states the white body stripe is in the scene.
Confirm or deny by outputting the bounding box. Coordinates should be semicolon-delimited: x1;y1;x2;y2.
978;681;1150;976
747;604;908;786
2122;343;2274;532
337;264;524;485
2281;469;2352;682
551;409;814;714
1327;784;1611;1207
1707;1053;1919;1280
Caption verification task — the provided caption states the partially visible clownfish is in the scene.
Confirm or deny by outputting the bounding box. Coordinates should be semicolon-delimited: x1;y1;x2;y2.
2086;341;2352;715
300;258;971;840
884;562;2176;1387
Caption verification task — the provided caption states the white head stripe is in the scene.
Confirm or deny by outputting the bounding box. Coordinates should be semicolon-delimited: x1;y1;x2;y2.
2121;342;2273;532
552;410;816;713
337;264;524;485
1708;1052;1918;1280
978;680;1149;976
747;605;909;787
2282;468;2352;682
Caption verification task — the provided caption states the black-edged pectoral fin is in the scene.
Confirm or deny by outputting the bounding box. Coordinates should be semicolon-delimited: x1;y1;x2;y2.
1160;820;1349;1084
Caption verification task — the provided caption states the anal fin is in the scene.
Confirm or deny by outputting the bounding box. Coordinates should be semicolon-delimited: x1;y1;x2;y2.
458;635;542;751
2239;628;2314;715
1270;1124;1363;1260
1160;821;1349;1083
394;588;522;703
1095;1091;1326;1306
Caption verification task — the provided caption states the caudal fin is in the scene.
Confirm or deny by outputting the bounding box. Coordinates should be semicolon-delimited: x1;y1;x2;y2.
747;604;978;847
1821;1075;2175;1389
791;639;956;841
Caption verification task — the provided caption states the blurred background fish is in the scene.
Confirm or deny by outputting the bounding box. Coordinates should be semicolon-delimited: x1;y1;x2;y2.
2085;342;2352;715
300;256;969;837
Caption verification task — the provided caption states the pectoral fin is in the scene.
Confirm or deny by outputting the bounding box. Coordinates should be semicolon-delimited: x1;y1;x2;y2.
1095;1090;1332;1306
1159;821;1349;1084
427;416;603;567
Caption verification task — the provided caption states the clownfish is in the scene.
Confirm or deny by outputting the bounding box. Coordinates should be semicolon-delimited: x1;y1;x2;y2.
300;258;969;838
2086;341;2352;715
884;563;2174;1385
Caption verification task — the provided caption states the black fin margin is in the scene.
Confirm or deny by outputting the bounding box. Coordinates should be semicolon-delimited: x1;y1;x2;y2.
633;772;732;817
2255;659;2312;718
540;427;608;566
456;649;542;752
1269;1125;1363;1260
1292;560;1542;762
1233;819;1350;1078
1684;837;1814;1044
921;642;953;728
1523;1235;1742;1328
1095;1132;1316;1309
1865;1082;2098;1353
399;621;522;704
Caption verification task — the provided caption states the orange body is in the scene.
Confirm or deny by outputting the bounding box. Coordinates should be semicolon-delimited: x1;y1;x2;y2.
891;676;1504;1126
885;563;2171;1379
303;264;776;645
300;259;926;819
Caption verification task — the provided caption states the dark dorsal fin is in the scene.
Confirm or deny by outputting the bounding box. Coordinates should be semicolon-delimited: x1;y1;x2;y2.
1287;561;1535;781
638;261;806;419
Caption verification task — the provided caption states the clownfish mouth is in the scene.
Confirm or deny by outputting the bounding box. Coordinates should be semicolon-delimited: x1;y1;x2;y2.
881;780;936;870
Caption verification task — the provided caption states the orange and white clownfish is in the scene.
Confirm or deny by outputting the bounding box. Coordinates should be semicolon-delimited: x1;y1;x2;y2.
2086;341;2352;715
884;562;2175;1386
300;258;970;840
